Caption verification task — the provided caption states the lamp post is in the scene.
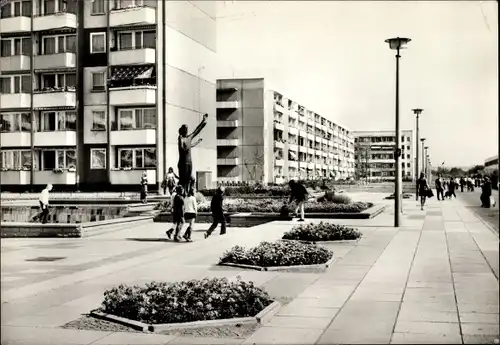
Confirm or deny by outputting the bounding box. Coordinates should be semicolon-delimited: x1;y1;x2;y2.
420;138;426;177
385;37;411;228
424;146;429;178
412;108;423;200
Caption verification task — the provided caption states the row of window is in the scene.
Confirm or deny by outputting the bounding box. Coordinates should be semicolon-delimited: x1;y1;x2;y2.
0;73;76;94
1;0;74;18
0;108;157;132
1;147;157;171
355;136;411;143
0;35;76;58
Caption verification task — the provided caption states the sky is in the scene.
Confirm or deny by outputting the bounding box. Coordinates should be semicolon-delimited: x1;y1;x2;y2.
215;1;498;168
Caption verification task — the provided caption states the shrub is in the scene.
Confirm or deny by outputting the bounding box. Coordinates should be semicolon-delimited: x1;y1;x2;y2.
100;277;272;324
199;186;289;197
219;240;333;267
319;191;353;204
282;222;362;241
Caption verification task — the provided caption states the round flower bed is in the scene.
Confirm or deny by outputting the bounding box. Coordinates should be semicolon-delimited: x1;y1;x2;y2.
219;240;333;267
99;277;272;324
197;199;373;214
282;222;362;242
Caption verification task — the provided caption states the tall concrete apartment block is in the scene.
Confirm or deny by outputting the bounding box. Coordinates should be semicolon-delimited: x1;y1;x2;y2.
0;0;217;192
216;78;355;184
353;130;415;182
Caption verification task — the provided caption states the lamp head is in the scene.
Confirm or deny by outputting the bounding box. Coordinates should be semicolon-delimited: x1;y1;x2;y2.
425;146;429;150
412;108;423;115
385;37;411;50
420;138;426;142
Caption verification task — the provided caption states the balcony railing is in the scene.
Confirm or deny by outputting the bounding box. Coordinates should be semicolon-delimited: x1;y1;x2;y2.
109;85;156;106
217;120;239;128
110;129;156;146
217;139;239;146
109;169;156;185
33;12;77;31
34;131;76;146
109;6;156;27
0;170;30;185
0;93;31;109
33;89;76;109
0;16;31;33
0;55;30;71
110;48;155;66
0;132;31;147
217;101;239;109
34;53;76;70
217;158;239;165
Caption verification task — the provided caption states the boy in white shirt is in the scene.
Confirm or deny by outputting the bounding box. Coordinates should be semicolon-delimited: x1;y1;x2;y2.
182;189;197;242
38;184;52;224
166;188;177;238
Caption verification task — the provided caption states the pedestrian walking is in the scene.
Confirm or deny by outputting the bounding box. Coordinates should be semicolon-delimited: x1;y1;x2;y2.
288;179;309;221
140;171;148;204
182;189;197;242
417;173;430;211
460;177;465;193
34;184;52;224
480;177;492;208
435;174;444;201
166;185;185;242
162;167;179;196
204;186;226;238
448;177;457;199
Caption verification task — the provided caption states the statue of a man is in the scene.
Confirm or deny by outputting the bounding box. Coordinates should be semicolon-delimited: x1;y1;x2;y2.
178;114;208;194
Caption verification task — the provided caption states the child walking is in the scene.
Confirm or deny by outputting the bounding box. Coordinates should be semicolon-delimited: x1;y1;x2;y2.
167;185;185;242
182;189;197;242
204;186;226;238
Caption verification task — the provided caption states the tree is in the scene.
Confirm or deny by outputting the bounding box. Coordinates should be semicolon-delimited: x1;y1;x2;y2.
468;165;485;175
243;145;265;183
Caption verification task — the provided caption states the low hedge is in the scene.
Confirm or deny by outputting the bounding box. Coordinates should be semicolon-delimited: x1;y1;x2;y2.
99;277;272;324
282;222;362;241
198;199;372;213
317;192;352;204
219;240;333;267
200;186;289;197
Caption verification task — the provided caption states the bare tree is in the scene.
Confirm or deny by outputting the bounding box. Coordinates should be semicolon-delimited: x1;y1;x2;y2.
243;145;265;183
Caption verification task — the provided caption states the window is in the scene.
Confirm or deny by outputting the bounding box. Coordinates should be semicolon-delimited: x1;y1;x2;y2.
92;0;105;14
406;146;410;150
406;154;410;159
117;30;155;50
39;111;76;131
1;150;32;170
0;75;31;93
41;149;76;170
117;108;156;130
92;111;106;131
0;113;31;132
407;163;411;168
0;1;31;18
90;32;106;53
0;37;31;57
40;73;76;89
118;147;156;169
114;0;145;10
42;34;76;54
91;72;105;91
91;148;106;169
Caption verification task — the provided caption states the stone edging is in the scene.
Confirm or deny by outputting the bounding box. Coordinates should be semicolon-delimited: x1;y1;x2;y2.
218;256;336;272
89;300;281;333
280;238;360;244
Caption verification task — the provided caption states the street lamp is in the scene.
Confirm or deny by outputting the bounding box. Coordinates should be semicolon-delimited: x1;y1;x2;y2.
386;37;411;227
412;108;423;200
420;138;426;177
424;146;429;177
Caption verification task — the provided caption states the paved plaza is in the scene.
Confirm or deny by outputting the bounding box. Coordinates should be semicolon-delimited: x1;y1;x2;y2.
1;193;499;344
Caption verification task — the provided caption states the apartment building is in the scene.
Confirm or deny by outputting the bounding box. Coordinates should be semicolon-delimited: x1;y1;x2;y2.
216;78;355;184
0;0;217;192
353;130;415;182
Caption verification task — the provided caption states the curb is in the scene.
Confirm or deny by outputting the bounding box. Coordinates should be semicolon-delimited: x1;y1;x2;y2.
218;256;335;272
90;301;282;333
280;238;360;245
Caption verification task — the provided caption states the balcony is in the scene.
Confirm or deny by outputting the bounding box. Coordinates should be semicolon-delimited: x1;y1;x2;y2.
274;140;284;149
274;103;286;113
288;127;298;136
110;129;156;146
217;139;239;146
0;94;31;109
0;132;31;147
288;161;298;168
0;55;31;71
289;111;298;120
34;170;76;185
217;120;239;128
307;133;314;141
110;169;156;185
274;159;284;167
0;16;31;33
299;146;307;153
33;12;77;31
307;162;314;169
110;48;156;66
0;171;30;185
217;158;239;165
288;144;298;152
110;6;156;27
33;90;76;109
274;122;284;131
217;101;239;109
34;131;77;147
34;53;76;71
109;86;156;106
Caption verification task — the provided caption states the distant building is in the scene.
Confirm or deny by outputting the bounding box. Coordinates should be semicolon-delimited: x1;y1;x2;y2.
484;155;498;173
216;78;355;184
353;130;414;182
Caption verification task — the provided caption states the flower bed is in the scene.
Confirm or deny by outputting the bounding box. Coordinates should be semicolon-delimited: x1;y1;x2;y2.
282;222;362;242
219;240;333;267
99;278;273;325
198;199;373;214
200;185;289;197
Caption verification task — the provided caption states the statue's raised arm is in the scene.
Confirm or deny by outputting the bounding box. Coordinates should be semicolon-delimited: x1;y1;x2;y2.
188;114;208;140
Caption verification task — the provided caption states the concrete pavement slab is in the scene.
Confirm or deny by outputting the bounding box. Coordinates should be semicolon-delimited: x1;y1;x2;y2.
460;312;500;324
390;332;462;344
92;331;176;344
461;322;500;336
166;336;243;344
0;326;112;345
265;315;332;329
242;326;323;345
394;321;461;335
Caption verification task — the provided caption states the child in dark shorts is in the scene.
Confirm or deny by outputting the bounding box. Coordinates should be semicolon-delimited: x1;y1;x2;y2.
167;185;185;242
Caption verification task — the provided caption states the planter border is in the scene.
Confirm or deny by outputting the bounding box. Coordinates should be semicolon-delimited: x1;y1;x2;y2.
90;300;281;333
281;238;361;245
218;255;335;272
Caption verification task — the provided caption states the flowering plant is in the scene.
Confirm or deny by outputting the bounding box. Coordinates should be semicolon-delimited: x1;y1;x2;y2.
282;222;361;241
219;240;333;267
100;277;272;324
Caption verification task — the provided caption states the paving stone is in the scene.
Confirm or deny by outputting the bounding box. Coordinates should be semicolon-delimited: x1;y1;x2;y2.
463;334;500;344
461;323;500;336
166;337;243;345
94;332;176;344
460;312;500;324
397;308;459;323
350;289;402;302
458;303;500;314
266;315;332;329
0;326;112;345
394;321;461;335
277;303;340;318
242;326;322;345
390;332;462;344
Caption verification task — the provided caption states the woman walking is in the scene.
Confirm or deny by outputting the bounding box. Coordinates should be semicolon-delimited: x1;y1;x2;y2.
182;189;197;242
167;185;185;242
417;172;429;211
140;171;148;204
288;179;309;221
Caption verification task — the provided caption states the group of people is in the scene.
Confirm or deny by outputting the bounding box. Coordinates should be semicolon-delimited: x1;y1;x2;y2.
416;173;495;210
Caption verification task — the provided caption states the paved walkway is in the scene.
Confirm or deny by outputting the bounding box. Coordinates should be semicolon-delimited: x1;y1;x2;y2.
1;194;498;344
